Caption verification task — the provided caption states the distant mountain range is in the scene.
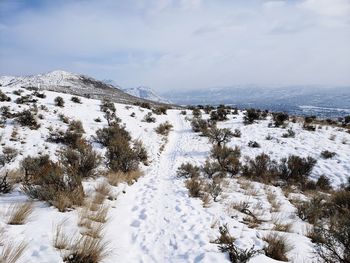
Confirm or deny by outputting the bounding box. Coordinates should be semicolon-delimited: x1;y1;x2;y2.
161;86;350;118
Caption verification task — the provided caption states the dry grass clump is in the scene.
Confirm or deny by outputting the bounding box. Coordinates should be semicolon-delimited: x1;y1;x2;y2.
272;217;293;232
63;236;110;263
6;202;34;225
263;233;293;261
266;190;281;212
106;170;143;186
0;240;28;263
53;220;70;250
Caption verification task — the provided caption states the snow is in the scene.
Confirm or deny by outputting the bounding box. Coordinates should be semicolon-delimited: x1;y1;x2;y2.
123;86;172;104
0;84;350;262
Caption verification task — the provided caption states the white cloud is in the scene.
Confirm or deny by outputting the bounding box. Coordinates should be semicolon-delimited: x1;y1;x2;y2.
0;0;349;90
300;0;350;17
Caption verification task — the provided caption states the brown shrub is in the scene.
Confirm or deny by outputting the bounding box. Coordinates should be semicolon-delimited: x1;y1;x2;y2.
155;121;173;136
177;163;200;178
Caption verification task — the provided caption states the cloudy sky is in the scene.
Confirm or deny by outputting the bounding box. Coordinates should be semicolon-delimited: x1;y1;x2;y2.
0;0;349;91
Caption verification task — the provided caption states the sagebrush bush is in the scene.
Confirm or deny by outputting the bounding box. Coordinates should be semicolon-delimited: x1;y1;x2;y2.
0;172;12;193
272;112;289;127
192;108;202;118
185;177;204;198
247;141;260;148
54;96;65;107
152;106;168;115
282;128;295;138
59;140;101;178
21;156;84;211
211;145;241;176
279;155;317;186
0;90;11;102
71;96;82;103
15;95;37;104
190;118;209;134
15;109;40;129
177;163;200;178
243;108;261;125
214;224;259;263
142;112;156;123
295;195;326;224
321;150;336;159
201;160;222;179
207;127;234;146
316;175;332;191
314;211;350;263
100;99;118;125
242;153;277;183
155;121;173;136
1;146;18;164
95;123;131;147
210;107;229;122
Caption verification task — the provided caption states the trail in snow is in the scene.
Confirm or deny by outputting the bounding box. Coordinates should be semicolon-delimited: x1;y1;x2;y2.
107;111;225;263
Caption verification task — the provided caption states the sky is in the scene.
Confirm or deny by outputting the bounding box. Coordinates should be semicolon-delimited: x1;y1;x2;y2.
0;0;349;91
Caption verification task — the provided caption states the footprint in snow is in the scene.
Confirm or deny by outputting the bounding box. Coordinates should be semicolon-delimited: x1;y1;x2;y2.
131;220;141;227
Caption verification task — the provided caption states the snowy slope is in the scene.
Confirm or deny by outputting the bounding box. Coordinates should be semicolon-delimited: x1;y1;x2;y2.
123;86;171;104
0;70;164;106
0;84;350;262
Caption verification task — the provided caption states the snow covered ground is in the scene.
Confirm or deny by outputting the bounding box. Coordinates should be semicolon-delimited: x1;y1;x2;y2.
0;85;349;262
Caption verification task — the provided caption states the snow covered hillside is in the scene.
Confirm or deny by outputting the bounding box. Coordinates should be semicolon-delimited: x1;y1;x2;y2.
123;86;171;104
0;70;164;106
0;84;350;263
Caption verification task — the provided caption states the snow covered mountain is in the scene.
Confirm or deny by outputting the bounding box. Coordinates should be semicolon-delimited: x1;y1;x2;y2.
0;70;164;105
122;86;171;104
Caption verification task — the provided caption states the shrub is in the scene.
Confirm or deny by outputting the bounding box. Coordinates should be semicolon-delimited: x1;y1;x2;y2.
32;91;46;98
211;145;241;176
232;129;241;138
54;96;65;107
185;177;204;198
272;112;289;127
263;234;292;262
190;118;208;134
248;141;260;148
100;99;118;125
152;106;168;115
22;157;84;212
1;106;12;119
207;127;234;146
243;109;261;125
1;146;18;164
303;123;316;131
282;128;295;138
59;140;101;178
0;90;11;102
139;102;151;109
210;107;229;122
242;153;277;183
295;195;325;224
142;112;156;123
155;121;173;136
133;139;148;165
192;108;202;118
208;181;222;202
95;124;131;147
279;155;317;185
314;213;350;263
201;160;222;179
177;163;200;178
15;109;40;129
321;150;336;159
0;172;12;193
105;136;139;173
15;95;37;104
180;110;187;115
316;175;332;191
214;224;259;263
71;96;82;103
